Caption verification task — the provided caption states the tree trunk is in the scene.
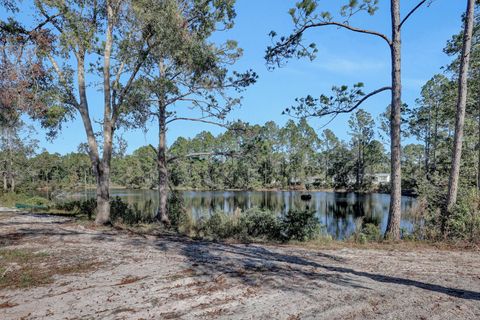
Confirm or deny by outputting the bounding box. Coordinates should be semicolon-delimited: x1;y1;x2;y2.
75;50;110;224
445;0;475;227
432;103;439;173
95;165;111;225
425;106;431;175
156;101;170;225
477;111;480;190
10;173;14;193
385;0;402;240
94;3;115;225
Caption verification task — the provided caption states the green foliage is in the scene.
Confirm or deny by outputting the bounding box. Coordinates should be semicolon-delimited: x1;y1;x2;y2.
0;193;50;208
238;208;281;240
56;199;96;219
110;197;155;225
23;196;51;207
352;217;382;243
445;189;480;241
174;207;323;243
279;209;322;241
167;192;194;233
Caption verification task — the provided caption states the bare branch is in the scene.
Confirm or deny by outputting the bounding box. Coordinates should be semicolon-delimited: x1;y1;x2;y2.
399;0;428;30
274;21;391;54
165;117;228;127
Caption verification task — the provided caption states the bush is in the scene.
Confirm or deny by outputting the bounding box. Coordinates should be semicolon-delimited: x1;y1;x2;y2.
361;223;382;242
238;208;281;240
182;207;322;243
279;209;322;241
168;192;194;233
196;212;239;240
352;217;382;243
413;185;480;242
445;189;480;242
56;199;96;219
110;197;154;225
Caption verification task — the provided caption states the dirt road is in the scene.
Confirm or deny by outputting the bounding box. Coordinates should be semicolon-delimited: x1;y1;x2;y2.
0;212;479;319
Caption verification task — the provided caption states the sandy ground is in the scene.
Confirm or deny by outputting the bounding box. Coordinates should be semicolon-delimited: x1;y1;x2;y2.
0;211;479;320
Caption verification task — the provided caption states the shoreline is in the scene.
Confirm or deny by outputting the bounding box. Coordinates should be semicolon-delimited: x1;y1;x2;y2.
58;186;417;197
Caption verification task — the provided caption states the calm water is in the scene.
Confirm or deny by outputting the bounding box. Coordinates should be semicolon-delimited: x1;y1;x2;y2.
67;189;418;239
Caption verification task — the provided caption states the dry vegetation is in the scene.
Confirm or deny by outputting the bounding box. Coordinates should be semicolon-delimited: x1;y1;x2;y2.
0;211;479;319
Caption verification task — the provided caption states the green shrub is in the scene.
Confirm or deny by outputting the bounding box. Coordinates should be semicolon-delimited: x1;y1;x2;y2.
279;209;322;241
200;212;239;240
56;199;96;219
110;197;153;225
352;217;382;243
445;189;480;241
183;208;322;243
238;208;281;240
361;223;382;242
168;192;194;233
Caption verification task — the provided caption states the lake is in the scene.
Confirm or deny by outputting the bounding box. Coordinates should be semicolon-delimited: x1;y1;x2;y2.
68;189;418;239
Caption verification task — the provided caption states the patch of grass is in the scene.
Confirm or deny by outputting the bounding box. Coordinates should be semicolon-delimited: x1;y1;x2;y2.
0;248;100;289
0;248;51;288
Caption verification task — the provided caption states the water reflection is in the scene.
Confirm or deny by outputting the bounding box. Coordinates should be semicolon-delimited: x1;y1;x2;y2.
68;189;417;240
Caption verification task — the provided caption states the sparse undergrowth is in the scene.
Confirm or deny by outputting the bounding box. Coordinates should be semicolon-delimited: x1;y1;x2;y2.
0;248;100;289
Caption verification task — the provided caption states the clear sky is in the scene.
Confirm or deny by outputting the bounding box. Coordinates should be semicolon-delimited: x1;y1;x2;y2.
8;0;466;154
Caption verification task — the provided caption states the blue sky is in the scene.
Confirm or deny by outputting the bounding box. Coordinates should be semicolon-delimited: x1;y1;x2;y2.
7;0;466;154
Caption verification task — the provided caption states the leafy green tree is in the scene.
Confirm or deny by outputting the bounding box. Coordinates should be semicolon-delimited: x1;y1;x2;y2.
1;0;195;224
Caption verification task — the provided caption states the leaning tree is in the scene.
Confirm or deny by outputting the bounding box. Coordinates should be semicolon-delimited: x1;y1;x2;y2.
266;0;431;240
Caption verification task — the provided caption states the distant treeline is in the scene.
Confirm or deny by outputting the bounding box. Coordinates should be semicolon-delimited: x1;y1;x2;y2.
6;103;472;195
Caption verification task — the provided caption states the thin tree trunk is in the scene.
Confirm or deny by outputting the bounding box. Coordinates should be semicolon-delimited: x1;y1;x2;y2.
425;106;431;175
445;0;475;227
432;103;439;172
385;0;402;240
8;141;13;192
156;101;170;225
477;111;480;190
75;50;107;224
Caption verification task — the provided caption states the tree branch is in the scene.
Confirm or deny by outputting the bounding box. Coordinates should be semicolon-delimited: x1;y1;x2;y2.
318;86;392;116
148;144;158;156
295;86;392;118
284;21;391;49
399;0;428;30
165;117;228;127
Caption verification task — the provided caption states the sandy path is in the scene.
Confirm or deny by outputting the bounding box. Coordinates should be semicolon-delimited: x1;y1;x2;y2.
0;212;479;320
